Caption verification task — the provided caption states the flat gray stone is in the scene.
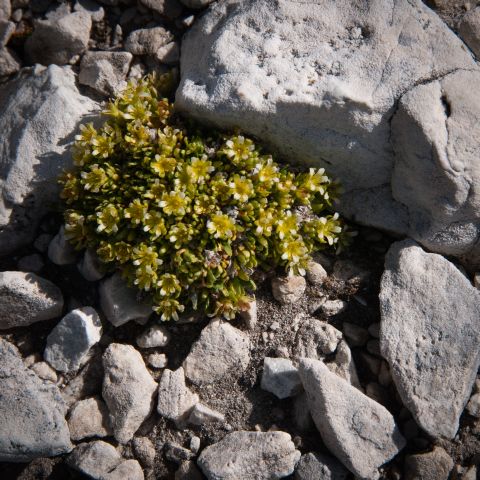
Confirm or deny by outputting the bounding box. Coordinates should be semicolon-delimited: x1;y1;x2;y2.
44;307;102;373
198;431;300;480
0;271;63;329
0;339;72;462
298;358;405;479
102;343;157;443
380;240;480;439
183;318;250;385
188;403;224;426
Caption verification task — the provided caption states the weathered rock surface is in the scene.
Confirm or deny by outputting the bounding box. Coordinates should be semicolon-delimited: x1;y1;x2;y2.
0;339;72;462
68;397;112;441
0;271;63;329
157;367;198;425
67;440;122;478
380;240;480;439
25;11;91;65
78;249;105;282
136;323;171;348
48;226;77;265
0;47;20;76
79;51;133;95
125;26;174;56
30;361;58;383
404;446;453;480
188;403;225;426
99;272;153;327
298;358;405;479
392;69;480;259
295;452;348;480
102;343;157;443
459;7;480;59
176;0;480;261
44;307;102;372
0;65;98;254
183;318;250;385
103;459;145;480
198;431;300;480
271;276;306;304
261;357;302;399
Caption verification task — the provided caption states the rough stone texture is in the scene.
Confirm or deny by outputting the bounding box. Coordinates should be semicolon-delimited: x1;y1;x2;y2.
183;318;250;385
467;393;480;418
305;260;328;286
44;307;102;372
48;226;77;265
298;358;405;479
0;20;15;47
326;339;361;389
342;322;368;347
0;0;10;20
0;271;63;329
132;437;156;468
31;361;58;383
0;47;20;76
176;0;480;261
188;403;225;426
78;249;105;282
136;324;171;348
140;0;183;18
157;367;198;425
0;65;98;254
198;431;300;480
125;26;174;56
392;69;480;260
0;339;72;462
294;317;342;358
404;446;453;480
459;7;480;58
380;240;480;439
261;357;302;399
319;299;347;316
25;11;91;65
99;272;153;327
147;352;168;369
67;440;121;478
102;343;157;443
68;397;112;441
271;276;306;304
295;452;348;480
79;51;133;96
176;461;203;480
74;0;105;22
103;459;145;480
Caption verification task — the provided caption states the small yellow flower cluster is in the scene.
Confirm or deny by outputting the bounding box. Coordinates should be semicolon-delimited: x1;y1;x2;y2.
60;74;351;321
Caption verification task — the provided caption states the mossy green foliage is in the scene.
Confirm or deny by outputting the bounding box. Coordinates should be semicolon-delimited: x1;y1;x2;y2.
60;74;351;321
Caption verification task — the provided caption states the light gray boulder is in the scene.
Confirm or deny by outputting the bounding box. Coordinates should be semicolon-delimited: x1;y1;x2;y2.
183;318;250;385
298;358;405;480
157;367;198;425
295;452;348;480
392;69;480;260
198;431;300;480
0;339;72;462
44;307;102;372
0;271;63;329
380;240;480;439
99;272;153;326
261;357;302;399
102;343;157;443
0;65;98;254
176;0;480;261
79;51;133;96
459;7;480;59
68;396;112;441
25;11;91;65
67;440;122;478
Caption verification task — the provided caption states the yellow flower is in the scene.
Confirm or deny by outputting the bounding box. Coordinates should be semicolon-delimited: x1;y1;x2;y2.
190;155;214;183
314;213;342;245
255;209;275;236
133;244;163;274
194;194;216;215
154;298;185;321
303;168;330;193
151;154;176;177
91;133;114;158
134;266;157;291
125;199;148;225
159;191;188;216
253;156;280;184
207;213;236;240
143;211;166;238
81;164;108;192
223;135;255;162
123;101;152;123
281;238;308;264
157;273;181;296
96;204;120;234
112;242;132;263
276;211;298;240
229;175;254;202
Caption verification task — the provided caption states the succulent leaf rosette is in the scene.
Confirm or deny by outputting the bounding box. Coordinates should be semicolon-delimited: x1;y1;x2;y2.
60;74;352;321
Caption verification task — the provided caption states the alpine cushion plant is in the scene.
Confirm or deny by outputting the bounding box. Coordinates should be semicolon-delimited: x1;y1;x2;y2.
60;74;352;321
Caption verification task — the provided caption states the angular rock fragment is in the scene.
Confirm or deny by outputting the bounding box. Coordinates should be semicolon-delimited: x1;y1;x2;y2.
198;431;300;480
261;357;302;399
103;459;145;480
102;343;157;443
188;403;224;426
0;339;72;462
78;249;105;282
380;240;480;439
404;446;453;480
0;271;63;329
67;440;121;478
183;318;250;385
44;307;102;373
298;358;405;479
271;276;306;304
68;396;112;441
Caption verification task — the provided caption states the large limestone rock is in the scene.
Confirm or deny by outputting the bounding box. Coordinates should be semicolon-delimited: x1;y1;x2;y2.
102;343;157;444
392;69;480;259
298;358;405;480
380;240;480;439
198;431;300;480
0;65;98;254
176;0;480;261
0;339;72;462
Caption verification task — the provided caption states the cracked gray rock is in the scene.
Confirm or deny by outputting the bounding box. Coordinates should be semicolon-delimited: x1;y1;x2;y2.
176;0;479;261
380;240;480;439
